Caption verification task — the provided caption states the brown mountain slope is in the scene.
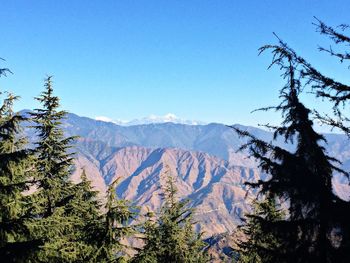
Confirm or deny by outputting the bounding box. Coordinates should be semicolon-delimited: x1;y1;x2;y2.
71;144;261;237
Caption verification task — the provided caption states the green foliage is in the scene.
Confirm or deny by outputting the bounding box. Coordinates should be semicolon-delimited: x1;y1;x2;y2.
0;75;138;263
89;178;136;263
236;196;285;263
28;77;97;262
132;169;208;263
16;76;137;263
0;69;41;262
66;169;106;262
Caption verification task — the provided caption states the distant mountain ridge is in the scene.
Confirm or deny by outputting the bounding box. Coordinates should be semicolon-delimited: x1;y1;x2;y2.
95;113;206;126
64;112;272;167
63;112;350;169
21;110;350;235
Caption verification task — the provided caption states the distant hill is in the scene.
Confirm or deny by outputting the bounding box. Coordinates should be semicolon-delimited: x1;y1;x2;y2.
63;112;350;170
71;144;262;236
22;111;350;235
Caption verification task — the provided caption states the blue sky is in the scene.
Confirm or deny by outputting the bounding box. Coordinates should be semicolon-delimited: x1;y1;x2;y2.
0;1;349;127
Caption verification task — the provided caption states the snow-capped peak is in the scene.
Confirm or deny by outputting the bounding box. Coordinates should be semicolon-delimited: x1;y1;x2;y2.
95;113;205;126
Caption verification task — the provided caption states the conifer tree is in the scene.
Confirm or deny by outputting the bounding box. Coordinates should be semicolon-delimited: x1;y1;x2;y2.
29;76;137;262
66;169;104;261
132;169;208;263
236;196;284;263
29;77;93;262
0;65;41;262
132;211;159;263
0;93;38;262
235;49;350;262
90;178;135;263
261;18;350;135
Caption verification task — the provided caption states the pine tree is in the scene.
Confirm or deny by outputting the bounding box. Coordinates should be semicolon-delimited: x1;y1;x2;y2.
261;18;350;135
66;169;104;261
236;195;284;263
29;76;92;262
132;210;159;263
28;76;138;262
0;93;35;262
90;178;135;263
234;48;350;262
132;169;208;263
0;65;41;262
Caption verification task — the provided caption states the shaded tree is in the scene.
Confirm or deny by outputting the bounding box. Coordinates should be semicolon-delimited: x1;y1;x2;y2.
234;45;350;262
262;18;350;135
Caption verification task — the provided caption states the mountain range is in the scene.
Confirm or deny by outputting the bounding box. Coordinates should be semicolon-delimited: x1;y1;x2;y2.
95;113;206;126
23;111;350;237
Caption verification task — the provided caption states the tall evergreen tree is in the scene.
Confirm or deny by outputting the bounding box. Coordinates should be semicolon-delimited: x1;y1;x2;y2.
0;64;42;262
132;169;208;263
29;77;94;262
234;54;350;262
29;76;137;262
0;72;41;262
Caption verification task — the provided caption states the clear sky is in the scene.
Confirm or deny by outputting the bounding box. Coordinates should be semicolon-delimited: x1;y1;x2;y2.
0;0;349;126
